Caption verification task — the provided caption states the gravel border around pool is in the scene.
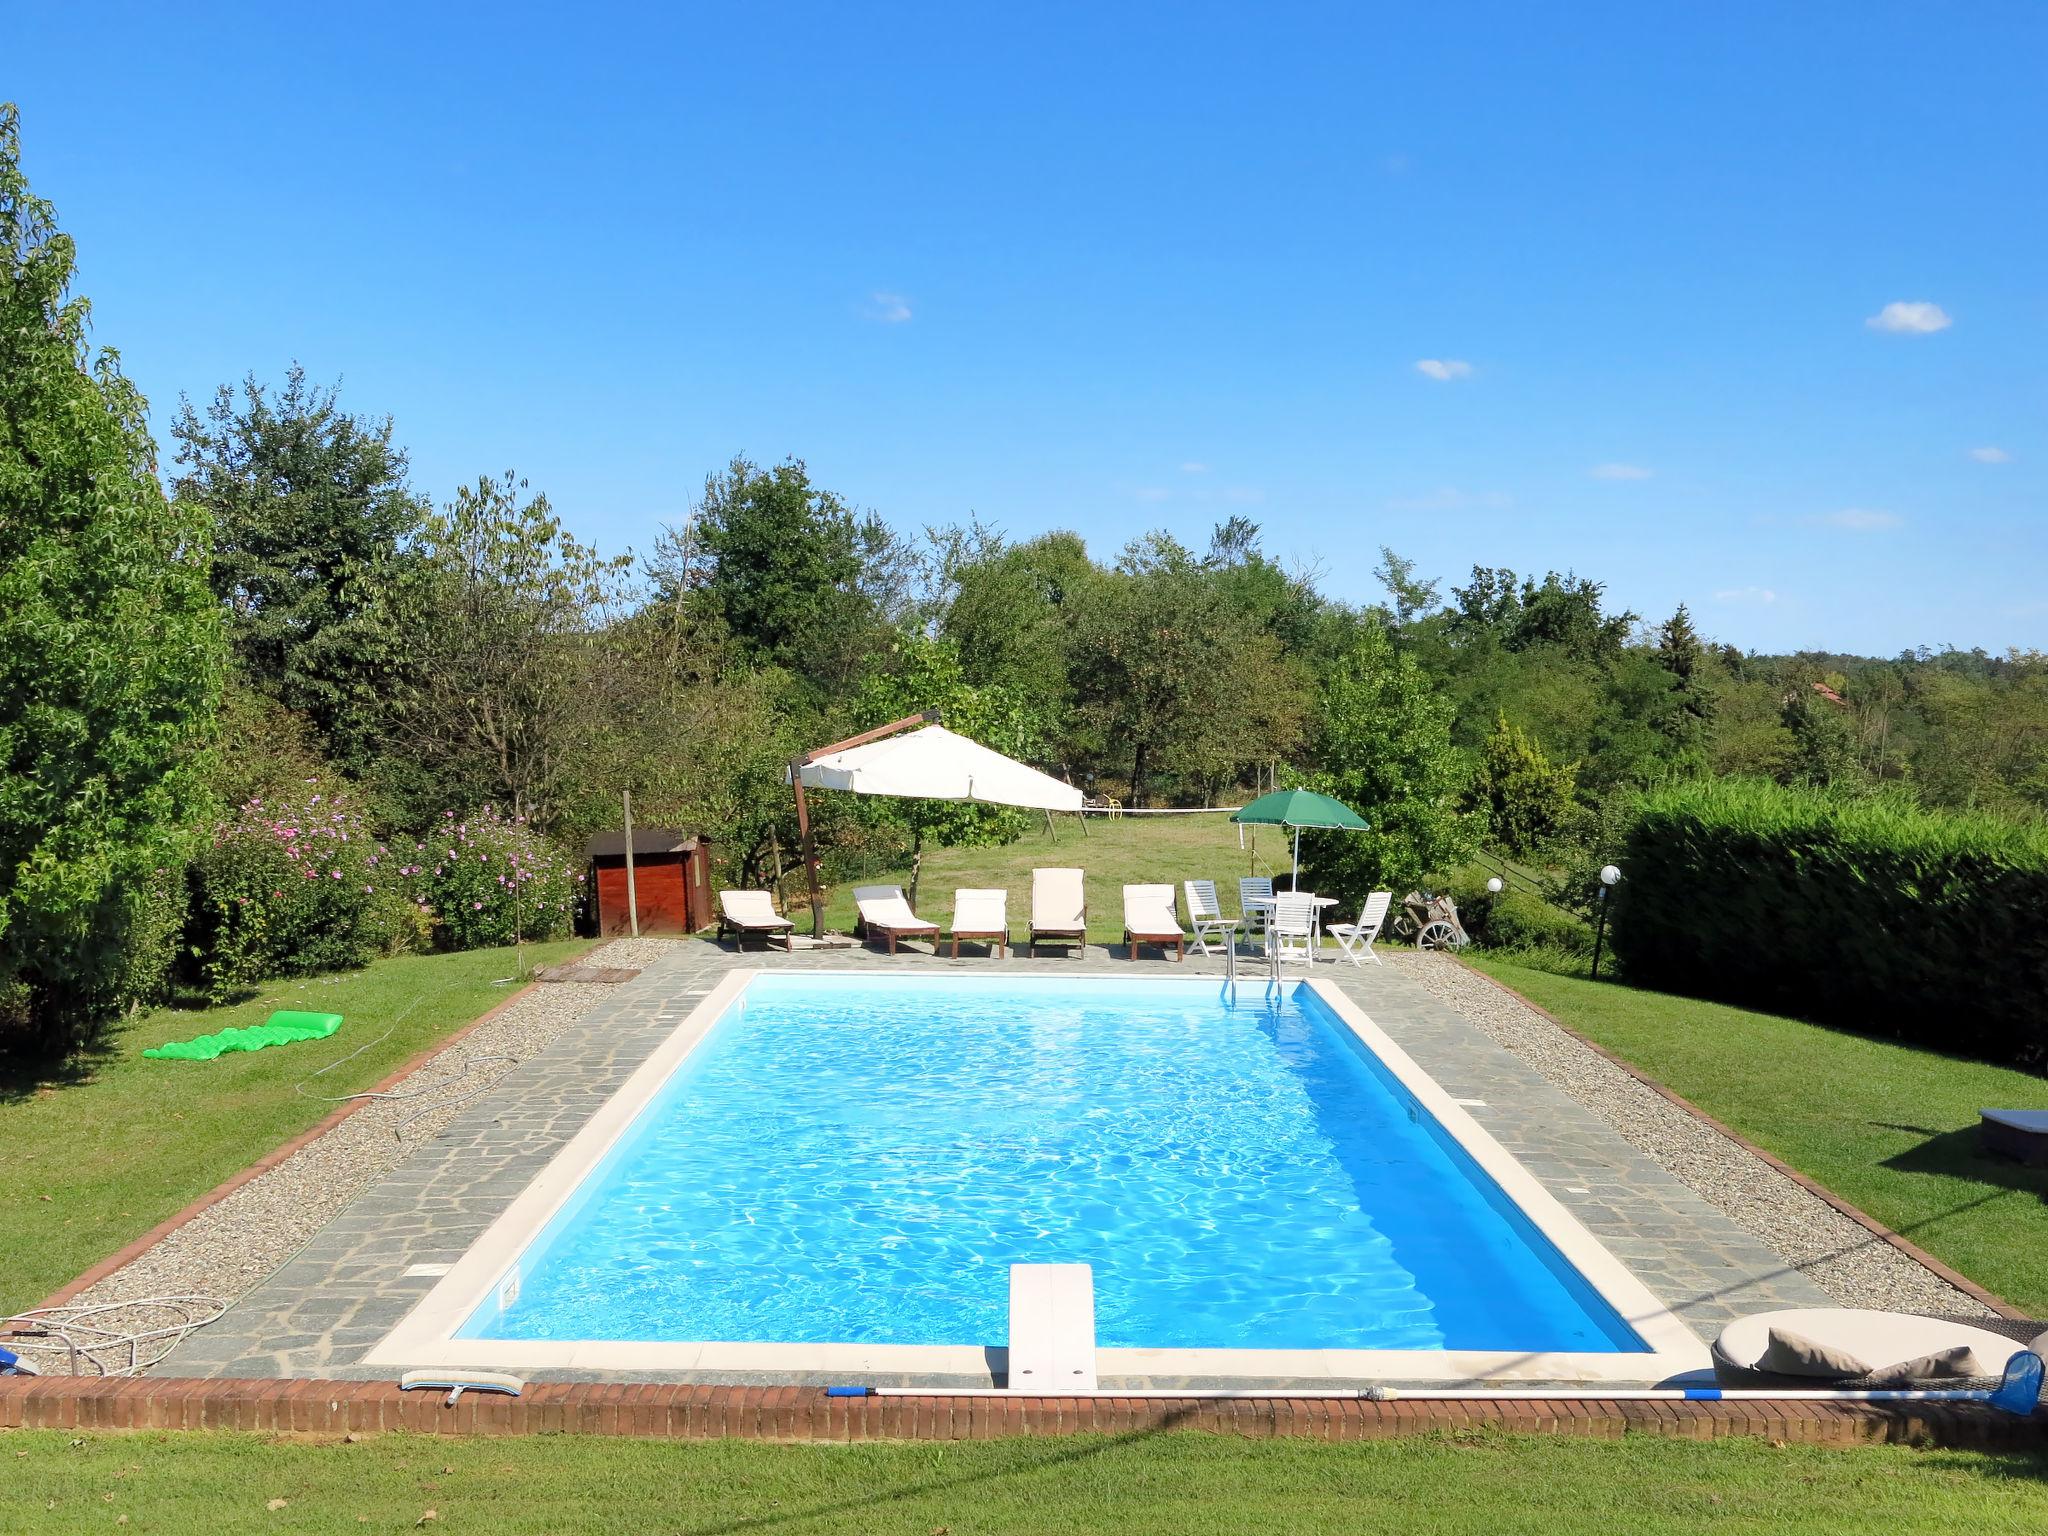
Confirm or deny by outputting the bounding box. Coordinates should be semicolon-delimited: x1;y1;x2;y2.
17;939;678;1373
1390;951;1993;1319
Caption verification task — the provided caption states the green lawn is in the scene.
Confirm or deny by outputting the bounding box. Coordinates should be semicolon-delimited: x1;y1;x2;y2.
814;810;1313;942
1469;957;2048;1317
1;940;589;1316
8;1429;2047;1534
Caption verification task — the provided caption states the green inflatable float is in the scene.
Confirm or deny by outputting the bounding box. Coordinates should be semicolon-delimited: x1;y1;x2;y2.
143;1010;343;1061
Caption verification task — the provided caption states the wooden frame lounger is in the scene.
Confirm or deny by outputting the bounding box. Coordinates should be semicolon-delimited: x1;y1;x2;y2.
1029;868;1087;955
949;888;1009;957
852;884;942;954
716;890;796;952
1121;883;1185;962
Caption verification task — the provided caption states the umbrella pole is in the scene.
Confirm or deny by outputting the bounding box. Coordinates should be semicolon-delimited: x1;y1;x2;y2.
793;772;824;940
1291;826;1301;891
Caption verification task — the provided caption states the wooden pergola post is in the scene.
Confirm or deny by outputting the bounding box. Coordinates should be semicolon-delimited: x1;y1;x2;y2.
789;709;939;940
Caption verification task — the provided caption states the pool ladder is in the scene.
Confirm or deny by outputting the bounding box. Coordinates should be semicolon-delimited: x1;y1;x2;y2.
1220;929;1283;999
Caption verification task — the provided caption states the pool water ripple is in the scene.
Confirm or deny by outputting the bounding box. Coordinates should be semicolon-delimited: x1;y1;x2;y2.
463;977;1635;1353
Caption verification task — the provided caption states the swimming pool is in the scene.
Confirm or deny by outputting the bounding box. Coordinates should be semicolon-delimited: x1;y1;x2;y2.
369;972;1703;1384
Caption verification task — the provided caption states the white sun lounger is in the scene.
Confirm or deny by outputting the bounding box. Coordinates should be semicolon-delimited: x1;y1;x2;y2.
1121;883;1185;962
853;884;941;954
949;888;1009;957
1030;868;1087;955
717;890;795;951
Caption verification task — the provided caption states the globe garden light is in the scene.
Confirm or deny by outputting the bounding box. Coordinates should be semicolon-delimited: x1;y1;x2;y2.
1592;864;1622;979
1486;877;1504;893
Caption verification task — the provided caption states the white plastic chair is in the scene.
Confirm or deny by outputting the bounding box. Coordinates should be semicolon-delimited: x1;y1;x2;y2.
1329;891;1392;967
1269;892;1317;963
1238;876;1274;950
1183;880;1233;955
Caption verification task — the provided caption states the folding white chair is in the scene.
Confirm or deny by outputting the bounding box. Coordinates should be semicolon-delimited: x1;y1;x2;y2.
1269;892;1317;963
1329;891;1392;967
1183;879;1233;955
1238;876;1274;951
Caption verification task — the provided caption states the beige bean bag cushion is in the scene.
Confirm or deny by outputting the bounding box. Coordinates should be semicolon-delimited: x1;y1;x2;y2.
1713;1309;2023;1387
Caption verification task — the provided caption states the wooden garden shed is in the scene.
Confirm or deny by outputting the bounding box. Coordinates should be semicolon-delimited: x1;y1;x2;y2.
585;829;713;936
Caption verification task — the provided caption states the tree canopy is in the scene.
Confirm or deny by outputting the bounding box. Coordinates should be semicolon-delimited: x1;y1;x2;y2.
0;104;223;1057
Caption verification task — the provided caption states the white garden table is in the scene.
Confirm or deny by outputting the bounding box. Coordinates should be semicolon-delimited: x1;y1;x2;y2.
1241;893;1339;961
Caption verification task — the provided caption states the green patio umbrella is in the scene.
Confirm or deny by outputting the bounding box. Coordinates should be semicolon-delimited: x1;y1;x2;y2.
1231;788;1370;890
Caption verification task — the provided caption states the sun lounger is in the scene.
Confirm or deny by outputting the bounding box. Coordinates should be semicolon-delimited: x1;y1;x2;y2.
853;884;941;954
1121;883;1185;962
1030;868;1087;955
717;890;795;951
1711;1308;2044;1388
950;888;1009;957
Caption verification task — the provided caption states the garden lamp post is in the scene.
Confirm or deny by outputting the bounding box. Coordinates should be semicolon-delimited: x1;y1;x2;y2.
1590;863;1621;980
1486;877;1503;893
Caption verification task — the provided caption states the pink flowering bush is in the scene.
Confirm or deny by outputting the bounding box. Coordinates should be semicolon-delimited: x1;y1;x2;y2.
188;783;412;1001
400;806;581;951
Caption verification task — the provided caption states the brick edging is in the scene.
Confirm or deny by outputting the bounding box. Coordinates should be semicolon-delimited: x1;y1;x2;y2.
1455;958;2030;1321
34;940;605;1312
0;1376;2038;1449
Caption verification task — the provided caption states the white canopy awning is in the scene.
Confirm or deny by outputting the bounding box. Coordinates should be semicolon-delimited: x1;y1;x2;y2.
791;725;1083;812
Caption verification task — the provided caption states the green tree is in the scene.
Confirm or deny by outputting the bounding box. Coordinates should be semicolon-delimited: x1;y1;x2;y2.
1373;546;1440;628
936;527;1097;735
0;104;223;1058
1470;713;1579;855
1781;686;1864;791
1300;623;1475;896
400;472;634;831
691;456;901;696
172;367;429;772
1653;603;1715;760
1072;533;1299;805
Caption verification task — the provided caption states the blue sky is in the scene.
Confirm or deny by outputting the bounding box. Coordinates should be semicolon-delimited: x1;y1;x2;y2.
14;2;2045;655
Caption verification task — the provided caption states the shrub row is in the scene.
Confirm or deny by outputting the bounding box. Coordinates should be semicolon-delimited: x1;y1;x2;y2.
186;786;583;1001
1609;778;2048;1070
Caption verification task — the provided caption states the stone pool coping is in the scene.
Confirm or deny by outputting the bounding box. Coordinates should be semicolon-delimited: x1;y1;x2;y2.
367;970;1708;1385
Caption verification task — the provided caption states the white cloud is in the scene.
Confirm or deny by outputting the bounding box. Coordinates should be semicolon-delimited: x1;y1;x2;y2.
1179;461;1211;474
1588;462;1653;481
1414;358;1473;382
867;291;913;323
1969;446;2011;464
1816;508;1903;531
1714;586;1777;605
1865;300;1951;334
1384;486;1512;513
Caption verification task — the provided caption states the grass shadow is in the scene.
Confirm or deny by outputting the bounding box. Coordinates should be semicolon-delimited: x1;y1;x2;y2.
1878;1123;2048;1203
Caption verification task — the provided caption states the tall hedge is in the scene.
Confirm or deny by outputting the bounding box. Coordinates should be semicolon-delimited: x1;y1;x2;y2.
1609;779;2048;1069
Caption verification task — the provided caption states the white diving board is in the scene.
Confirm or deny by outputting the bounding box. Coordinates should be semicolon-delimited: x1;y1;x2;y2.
1007;1263;1098;1393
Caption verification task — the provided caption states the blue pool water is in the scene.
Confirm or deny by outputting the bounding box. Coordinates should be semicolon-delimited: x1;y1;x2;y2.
461;977;1641;1353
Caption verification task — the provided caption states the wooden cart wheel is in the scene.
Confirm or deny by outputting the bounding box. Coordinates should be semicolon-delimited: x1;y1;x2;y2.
1418;919;1459;951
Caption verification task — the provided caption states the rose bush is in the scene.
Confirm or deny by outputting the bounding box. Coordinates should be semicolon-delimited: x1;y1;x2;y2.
400;805;582;951
187;784;411;1001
